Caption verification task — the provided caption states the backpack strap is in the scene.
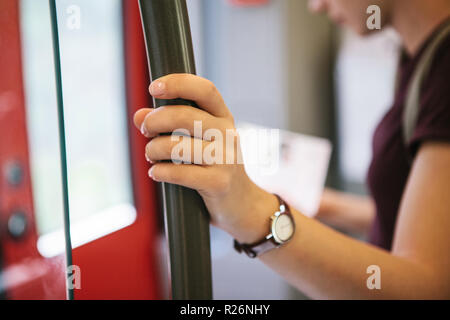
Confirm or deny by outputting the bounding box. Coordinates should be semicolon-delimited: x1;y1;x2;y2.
403;22;450;154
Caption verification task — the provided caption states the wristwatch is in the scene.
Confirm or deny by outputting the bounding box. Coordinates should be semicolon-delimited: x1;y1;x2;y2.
234;195;295;258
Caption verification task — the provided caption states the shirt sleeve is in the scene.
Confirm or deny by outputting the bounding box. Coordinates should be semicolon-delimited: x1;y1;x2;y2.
409;38;450;156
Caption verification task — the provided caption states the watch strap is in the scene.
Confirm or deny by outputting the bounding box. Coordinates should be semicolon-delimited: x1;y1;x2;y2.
234;235;278;258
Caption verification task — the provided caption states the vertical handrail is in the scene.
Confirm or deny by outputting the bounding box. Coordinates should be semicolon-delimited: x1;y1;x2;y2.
138;0;213;300
48;0;74;301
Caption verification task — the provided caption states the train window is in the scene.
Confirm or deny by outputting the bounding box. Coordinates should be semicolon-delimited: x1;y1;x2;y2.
21;0;135;258
21;0;64;237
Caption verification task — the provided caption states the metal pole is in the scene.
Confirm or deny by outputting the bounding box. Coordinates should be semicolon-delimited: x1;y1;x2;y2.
49;0;74;300
138;0;213;300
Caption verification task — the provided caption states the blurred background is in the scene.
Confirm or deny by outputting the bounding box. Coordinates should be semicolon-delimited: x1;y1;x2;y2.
0;0;400;299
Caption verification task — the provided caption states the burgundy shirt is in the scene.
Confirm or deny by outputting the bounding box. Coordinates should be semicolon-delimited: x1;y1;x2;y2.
367;19;450;250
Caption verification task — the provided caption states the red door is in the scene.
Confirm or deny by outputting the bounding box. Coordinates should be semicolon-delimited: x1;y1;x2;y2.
0;0;161;300
0;0;66;300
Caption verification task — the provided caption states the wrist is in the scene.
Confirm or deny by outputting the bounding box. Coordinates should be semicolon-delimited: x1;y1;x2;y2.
224;183;279;244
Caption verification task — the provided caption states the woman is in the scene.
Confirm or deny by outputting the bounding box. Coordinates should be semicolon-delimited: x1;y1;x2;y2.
134;0;450;299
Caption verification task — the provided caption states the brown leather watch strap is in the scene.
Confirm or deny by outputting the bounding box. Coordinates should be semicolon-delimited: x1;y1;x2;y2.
234;236;278;258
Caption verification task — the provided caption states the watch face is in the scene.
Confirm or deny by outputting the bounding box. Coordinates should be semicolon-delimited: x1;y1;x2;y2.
273;214;294;243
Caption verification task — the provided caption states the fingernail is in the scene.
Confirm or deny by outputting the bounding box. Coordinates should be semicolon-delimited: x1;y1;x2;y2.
145;153;153;164
139;109;155;138
148;167;155;179
141;122;150;138
149;81;166;96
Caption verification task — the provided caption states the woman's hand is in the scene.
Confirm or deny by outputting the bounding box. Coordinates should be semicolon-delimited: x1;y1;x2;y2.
133;74;278;243
316;188;375;235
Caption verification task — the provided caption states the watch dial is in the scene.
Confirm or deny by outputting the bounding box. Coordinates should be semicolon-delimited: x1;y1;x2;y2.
274;215;294;242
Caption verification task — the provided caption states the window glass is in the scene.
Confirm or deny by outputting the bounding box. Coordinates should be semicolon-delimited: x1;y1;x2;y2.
21;0;64;236
21;0;135;258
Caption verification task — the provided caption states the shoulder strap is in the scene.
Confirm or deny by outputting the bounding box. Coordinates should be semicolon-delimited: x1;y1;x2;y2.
403;22;450;149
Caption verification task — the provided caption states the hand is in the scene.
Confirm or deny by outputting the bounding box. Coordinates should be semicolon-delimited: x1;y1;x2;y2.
316;188;375;234
133;74;278;243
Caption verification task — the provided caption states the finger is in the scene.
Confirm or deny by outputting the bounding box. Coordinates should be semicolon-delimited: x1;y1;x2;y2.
133;108;153;133
149;74;231;118
146;135;225;165
140;105;229;139
149;162;229;194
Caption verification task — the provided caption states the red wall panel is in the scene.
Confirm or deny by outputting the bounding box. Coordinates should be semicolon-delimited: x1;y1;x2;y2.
0;0;161;300
0;0;66;300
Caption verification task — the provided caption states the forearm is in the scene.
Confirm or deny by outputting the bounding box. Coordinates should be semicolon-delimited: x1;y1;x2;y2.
232;190;444;300
317;189;375;235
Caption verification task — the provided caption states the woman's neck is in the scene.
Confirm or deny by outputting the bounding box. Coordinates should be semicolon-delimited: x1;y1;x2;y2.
391;0;450;56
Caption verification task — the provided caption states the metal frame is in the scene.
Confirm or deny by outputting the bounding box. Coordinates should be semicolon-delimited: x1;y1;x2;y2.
138;0;213;300
48;0;74;300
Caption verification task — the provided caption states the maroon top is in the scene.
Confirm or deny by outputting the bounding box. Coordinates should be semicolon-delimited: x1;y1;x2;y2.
367;18;450;250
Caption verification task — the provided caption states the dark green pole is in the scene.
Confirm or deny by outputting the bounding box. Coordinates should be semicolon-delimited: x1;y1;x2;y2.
49;0;74;300
138;0;213;300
